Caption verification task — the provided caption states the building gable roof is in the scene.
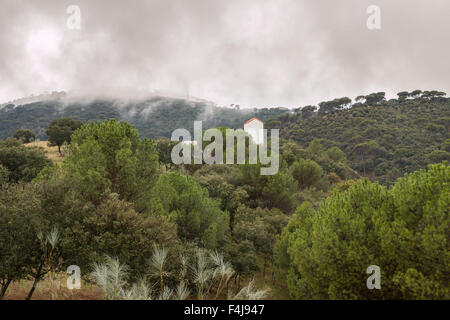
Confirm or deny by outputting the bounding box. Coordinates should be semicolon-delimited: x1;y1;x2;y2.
244;117;263;125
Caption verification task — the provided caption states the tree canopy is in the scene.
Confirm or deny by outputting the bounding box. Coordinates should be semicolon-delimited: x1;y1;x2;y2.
46;118;83;154
13;129;35;143
276;162;449;299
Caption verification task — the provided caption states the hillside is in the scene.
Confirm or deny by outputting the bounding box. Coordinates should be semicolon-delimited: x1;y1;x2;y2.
267;93;450;183
1;94;448;301
2;91;449;185
0;96;289;140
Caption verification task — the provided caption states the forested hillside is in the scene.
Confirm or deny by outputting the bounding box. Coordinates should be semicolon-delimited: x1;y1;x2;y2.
0;96;289;140
267;91;450;184
0;91;448;300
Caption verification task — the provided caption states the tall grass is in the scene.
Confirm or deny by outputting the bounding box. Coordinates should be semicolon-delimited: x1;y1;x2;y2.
119;279;153;300
91;256;129;300
231;279;270;300
91;246;269;300
192;249;213;299
148;244;168;292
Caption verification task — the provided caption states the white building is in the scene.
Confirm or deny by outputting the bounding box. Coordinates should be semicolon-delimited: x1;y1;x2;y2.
244;117;264;145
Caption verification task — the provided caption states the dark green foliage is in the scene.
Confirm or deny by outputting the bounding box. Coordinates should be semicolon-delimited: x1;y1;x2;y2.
193;165;248;224
276;162;449;299
149;171;229;249
318;97;352;115
1;91;448;300
239;163;297;213
291;159;323;189
233;206;289;275
0;165;10;185
223;240;258;281
0;97;289;140
64;119;159;212
13;129;35;143
156;138;179;169
397;91;409;101
268;93;450;184
0;171;181;297
442;139;450;153
61;192;180;281
281;139;357;189
192;162;299;215
426;149;450;163
46;118;83;153
361;92;386;105
279;140;306;166
0;184;41;298
0;138;51;182
326;146;346;162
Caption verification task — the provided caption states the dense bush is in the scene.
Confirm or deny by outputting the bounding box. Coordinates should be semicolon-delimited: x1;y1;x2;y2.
13;129;35;143
149;171;229;249
276;162;449;299
64;119;159;212
291;159;323;189
0;138;51;182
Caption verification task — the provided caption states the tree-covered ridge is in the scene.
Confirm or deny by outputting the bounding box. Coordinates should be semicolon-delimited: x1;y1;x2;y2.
0;96;289;140
267;92;450;184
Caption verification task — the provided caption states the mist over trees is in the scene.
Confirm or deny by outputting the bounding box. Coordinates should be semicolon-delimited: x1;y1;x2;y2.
0;96;289;141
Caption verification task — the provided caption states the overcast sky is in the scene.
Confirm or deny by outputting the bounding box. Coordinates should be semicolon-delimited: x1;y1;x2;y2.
1;0;449;107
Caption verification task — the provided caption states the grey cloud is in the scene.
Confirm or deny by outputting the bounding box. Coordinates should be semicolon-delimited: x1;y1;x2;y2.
0;0;449;107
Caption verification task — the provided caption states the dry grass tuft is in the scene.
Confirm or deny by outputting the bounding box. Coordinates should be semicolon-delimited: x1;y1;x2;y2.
4;276;103;300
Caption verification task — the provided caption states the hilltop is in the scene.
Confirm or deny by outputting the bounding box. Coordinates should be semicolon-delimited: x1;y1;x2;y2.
267;91;450;183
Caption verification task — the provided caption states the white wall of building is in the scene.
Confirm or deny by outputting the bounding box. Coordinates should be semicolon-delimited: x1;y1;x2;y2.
244;119;264;145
